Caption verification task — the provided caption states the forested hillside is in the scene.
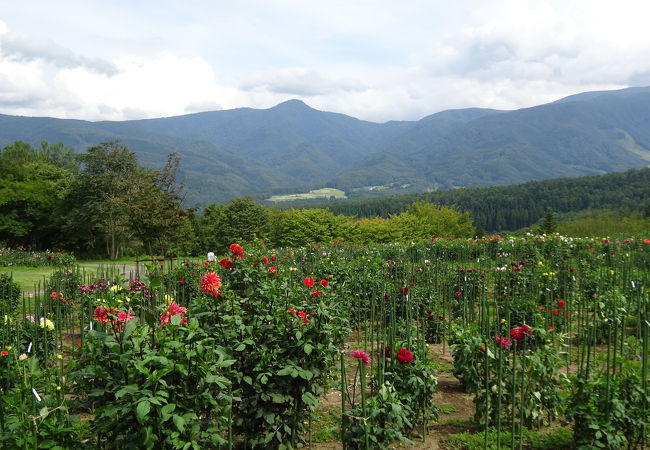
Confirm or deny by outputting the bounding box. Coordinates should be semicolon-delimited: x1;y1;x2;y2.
314;168;650;231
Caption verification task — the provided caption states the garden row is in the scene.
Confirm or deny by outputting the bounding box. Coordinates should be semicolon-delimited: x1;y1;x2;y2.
1;235;649;448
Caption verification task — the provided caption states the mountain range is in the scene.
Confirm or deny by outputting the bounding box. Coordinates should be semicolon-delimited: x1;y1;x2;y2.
1;86;649;206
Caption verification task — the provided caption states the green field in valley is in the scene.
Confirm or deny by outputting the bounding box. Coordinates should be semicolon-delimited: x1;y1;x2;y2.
267;187;347;202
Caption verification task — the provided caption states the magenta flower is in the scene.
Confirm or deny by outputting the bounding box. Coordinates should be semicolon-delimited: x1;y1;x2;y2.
350;349;370;366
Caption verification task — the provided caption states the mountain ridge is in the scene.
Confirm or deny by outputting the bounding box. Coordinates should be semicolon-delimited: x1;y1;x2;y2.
1;86;649;205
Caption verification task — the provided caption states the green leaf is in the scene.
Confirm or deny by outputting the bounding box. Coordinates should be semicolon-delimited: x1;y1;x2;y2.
301;392;318;407
115;384;139;398
136;400;151;424
161;403;176;421
171;314;182;326
304;343;313;355
173;414;186;432
277;366;293;376
122;317;138;339
271;393;288;403
39;407;49;419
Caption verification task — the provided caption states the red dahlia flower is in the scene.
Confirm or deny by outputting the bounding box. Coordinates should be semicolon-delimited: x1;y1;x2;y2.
93;305;114;323
160;301;188;326
116;311;136;322
396;348;414;364
509;327;525;342
303;277;315;287
320;279;329;287
200;272;222;297
229;243;245;258
268;266;277;273
495;335;511;349
287;308;310;324
310;290;322;298
219;258;233;269
558;300;565;308
261;256;268;264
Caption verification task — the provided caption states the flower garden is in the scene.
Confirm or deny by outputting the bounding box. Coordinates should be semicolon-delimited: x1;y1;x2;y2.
1;236;649;449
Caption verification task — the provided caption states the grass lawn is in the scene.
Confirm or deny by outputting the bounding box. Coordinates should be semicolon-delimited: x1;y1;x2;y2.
1;258;141;293
0;266;55;292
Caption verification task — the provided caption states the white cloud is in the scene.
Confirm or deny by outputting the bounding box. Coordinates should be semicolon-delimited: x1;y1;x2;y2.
1;32;117;75
50;54;242;120
240;68;367;96
1;2;650;122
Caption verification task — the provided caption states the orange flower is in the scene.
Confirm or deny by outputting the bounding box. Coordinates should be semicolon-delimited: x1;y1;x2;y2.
200;272;222;297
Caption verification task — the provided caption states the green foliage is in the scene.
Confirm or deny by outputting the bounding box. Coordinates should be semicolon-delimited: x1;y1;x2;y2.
383;345;439;426
450;323;565;428
127;153;195;257
344;382;415;449
0;354;87;448
195;197;271;251
326;167;650;232
0;141;76;248
194;250;345;448
0;140;192;259
70;316;234;449
47;269;82;302
272;208;354;247
0;274;21;314
392;201;475;239
55;141;193;259
441;426;573;449
0;248;75;268
538;208;557;234
557;209;650;237
566;360;650;449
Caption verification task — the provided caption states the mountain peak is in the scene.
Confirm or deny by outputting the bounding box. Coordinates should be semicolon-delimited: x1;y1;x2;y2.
271;99;312;111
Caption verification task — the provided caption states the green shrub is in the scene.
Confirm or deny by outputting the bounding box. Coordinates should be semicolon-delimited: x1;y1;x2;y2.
0;248;75;268
567;360;650;449
0;273;21;314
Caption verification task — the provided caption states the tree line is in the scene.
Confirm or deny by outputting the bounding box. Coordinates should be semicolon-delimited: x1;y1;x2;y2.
313;168;650;231
0;141;191;259
0;141;475;258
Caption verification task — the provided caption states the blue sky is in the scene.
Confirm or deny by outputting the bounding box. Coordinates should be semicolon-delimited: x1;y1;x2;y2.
1;0;649;122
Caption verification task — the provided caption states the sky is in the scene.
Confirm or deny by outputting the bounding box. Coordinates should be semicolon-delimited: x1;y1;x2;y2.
1;0;649;123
